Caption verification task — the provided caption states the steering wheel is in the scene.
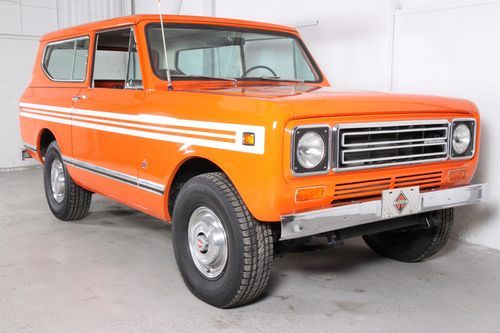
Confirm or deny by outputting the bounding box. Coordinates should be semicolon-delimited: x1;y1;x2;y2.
243;65;278;78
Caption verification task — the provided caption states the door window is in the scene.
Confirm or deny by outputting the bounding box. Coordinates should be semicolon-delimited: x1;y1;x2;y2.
93;28;143;89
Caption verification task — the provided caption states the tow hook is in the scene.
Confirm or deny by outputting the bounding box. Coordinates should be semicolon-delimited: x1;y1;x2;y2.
326;232;344;247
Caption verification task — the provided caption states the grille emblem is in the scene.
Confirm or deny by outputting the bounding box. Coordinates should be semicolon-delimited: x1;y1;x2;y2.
393;192;409;213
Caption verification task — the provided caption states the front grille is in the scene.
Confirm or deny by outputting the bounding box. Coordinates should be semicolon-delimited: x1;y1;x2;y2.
332;171;443;204
336;121;449;170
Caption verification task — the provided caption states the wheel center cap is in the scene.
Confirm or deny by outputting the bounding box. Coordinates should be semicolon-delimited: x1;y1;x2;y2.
196;233;209;253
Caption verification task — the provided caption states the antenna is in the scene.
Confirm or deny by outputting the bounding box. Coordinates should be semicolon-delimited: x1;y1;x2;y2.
157;0;173;91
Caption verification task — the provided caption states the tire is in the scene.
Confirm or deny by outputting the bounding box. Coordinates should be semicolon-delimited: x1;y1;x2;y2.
362;209;453;263
172;172;274;308
43;141;92;221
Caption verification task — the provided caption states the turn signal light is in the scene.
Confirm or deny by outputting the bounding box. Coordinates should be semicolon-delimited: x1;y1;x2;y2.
242;132;255;146
295;186;325;202
448;168;467;182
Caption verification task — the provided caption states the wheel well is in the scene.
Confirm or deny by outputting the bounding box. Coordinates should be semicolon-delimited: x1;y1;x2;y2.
39;129;56;158
168;158;222;216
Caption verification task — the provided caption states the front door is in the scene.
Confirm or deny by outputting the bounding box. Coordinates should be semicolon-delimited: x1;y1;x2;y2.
71;27;145;208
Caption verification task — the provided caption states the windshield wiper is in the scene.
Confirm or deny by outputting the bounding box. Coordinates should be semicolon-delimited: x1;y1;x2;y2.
243;76;305;84
171;74;238;84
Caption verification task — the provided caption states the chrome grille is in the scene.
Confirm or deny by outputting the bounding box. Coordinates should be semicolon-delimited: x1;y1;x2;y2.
335;121;449;171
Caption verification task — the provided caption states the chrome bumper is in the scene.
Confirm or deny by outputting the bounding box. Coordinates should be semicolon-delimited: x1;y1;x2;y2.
280;184;486;241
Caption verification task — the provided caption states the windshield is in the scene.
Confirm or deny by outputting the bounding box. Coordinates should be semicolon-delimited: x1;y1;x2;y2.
146;24;321;82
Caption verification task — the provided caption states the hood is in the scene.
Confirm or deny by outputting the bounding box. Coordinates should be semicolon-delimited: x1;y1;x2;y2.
185;85;476;119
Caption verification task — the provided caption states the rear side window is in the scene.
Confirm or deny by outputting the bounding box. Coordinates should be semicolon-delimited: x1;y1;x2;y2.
43;37;89;81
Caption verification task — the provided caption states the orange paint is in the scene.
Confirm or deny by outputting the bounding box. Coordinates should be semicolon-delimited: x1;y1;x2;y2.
19;15;480;223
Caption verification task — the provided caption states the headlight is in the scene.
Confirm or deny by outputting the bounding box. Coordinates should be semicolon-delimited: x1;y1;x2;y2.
292;126;330;175
452;123;471;155
450;119;476;159
297;132;325;168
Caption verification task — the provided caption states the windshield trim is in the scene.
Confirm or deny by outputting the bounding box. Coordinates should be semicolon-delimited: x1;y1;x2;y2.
145;23;323;84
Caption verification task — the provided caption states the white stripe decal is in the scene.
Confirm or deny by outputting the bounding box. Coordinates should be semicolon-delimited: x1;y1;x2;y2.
19;103;265;154
20;102;263;134
20;111;72;126
20;102;71;114
23;108;72;119
22;108;236;140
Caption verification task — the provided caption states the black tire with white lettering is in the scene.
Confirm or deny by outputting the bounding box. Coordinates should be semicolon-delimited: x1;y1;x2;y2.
172;172;274;308
44;141;92;221
363;209;453;262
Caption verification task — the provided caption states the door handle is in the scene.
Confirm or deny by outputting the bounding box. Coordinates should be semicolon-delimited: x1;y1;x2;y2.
72;95;87;102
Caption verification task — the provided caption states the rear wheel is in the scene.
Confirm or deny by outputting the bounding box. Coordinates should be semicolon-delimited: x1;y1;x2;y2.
172;172;274;308
363;209;453;262
43;142;92;221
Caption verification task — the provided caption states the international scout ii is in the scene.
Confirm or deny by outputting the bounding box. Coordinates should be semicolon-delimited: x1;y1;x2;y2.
19;15;486;308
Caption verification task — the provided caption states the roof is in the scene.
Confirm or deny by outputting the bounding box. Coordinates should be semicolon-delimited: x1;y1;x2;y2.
41;14;298;42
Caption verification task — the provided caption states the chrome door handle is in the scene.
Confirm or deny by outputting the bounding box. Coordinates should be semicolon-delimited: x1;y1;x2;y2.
72;95;87;102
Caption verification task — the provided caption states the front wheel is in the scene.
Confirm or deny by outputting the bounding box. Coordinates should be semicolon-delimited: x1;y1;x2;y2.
172;172;274;308
363;209;454;262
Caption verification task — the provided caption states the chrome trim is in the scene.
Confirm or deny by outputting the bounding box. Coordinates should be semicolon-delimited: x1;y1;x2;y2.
62;156;165;195
280;183;486;240
337;119;449;129
138;178;166;194
331;126;339;170
41;36;90;83
449;118;477;161
342;142;447;154
23;143;37;152
341;127;448;144
334;120;450;172
291;124;331;177
342;135;449;148
341;151;447;165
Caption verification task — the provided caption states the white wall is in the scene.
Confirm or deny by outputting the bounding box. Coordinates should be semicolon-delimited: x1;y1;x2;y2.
132;0;211;16
0;0;131;169
391;0;500;249
133;0;395;90
0;0;58;169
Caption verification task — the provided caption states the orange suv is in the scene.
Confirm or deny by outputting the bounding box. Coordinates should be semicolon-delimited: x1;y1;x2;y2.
19;15;486;308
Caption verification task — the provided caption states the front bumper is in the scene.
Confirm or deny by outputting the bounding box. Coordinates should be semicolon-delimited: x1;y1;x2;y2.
280;183;486;240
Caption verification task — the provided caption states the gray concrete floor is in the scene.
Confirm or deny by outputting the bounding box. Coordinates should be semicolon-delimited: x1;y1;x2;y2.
1;168;499;333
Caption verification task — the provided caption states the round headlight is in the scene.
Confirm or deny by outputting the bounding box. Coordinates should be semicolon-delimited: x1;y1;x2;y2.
452;123;471;155
297;131;326;169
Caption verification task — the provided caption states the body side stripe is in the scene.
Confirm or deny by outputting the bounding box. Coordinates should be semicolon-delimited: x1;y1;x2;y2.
22;108;236;140
20;102;265;134
19;102;265;154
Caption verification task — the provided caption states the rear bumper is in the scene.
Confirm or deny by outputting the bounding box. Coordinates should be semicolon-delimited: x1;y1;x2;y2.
280;183;486;240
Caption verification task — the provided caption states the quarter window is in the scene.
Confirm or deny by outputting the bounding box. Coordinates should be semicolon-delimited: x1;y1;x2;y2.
43;38;89;81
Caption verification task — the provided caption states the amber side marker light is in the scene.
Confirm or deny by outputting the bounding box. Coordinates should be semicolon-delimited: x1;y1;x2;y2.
448;168;467;182
295;186;325;202
242;132;255;146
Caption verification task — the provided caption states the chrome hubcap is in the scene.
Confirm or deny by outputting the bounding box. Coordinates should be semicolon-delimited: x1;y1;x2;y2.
50;159;65;204
188;206;228;279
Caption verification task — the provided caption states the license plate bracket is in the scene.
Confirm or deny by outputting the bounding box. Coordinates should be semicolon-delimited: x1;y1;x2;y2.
382;186;421;219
